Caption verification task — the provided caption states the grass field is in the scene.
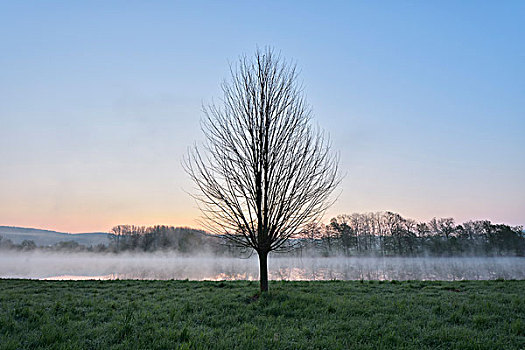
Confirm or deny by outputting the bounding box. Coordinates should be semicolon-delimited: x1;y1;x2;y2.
0;280;524;349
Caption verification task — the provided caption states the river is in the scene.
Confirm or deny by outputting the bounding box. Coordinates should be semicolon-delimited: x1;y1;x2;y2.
2;251;524;281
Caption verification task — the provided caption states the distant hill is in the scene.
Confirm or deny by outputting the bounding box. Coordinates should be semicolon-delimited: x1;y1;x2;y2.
0;226;111;247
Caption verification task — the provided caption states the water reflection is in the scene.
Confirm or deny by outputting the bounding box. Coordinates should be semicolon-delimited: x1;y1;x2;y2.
1;252;524;281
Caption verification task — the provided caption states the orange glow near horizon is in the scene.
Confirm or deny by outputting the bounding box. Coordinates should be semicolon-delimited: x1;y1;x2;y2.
0;209;202;233
2;202;523;234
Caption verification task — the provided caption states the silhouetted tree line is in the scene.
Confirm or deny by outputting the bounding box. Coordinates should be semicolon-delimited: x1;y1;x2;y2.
295;212;525;257
0;226;233;254
108;225;231;254
1;214;523;256
0;225;245;255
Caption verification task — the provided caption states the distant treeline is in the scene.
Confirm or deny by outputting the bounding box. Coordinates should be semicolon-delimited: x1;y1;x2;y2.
0;236;108;253
294;212;525;257
108;225;237;255
1;212;523;256
0;225;242;255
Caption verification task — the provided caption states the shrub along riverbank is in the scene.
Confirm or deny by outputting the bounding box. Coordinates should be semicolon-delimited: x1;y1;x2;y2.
0;280;524;349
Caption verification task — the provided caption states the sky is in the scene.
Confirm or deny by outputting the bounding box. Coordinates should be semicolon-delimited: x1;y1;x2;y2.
1;1;524;233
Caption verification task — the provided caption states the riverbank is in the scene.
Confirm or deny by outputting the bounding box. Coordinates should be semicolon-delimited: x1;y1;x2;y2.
1;280;524;349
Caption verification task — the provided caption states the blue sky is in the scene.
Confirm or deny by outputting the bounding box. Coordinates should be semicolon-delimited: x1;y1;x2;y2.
1;1;524;232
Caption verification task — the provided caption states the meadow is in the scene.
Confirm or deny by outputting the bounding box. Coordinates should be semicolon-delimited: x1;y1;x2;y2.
0;280;524;349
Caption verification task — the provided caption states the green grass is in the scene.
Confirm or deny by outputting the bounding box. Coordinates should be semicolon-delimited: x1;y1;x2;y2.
0;280;524;349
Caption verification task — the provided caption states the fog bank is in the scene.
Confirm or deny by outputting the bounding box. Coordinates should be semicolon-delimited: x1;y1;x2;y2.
1;251;524;281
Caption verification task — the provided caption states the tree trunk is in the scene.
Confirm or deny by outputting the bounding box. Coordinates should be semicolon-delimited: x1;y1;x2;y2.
258;251;269;293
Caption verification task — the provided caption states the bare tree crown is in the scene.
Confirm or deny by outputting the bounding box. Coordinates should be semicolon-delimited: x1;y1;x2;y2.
185;48;339;253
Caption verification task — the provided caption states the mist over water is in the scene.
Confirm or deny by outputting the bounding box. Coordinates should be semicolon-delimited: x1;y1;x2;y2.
1;252;524;281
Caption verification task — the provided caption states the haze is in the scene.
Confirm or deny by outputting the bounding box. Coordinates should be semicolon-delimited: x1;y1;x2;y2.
2;251;524;281
1;2;524;232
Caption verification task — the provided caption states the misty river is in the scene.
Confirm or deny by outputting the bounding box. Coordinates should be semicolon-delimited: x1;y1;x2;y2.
2;252;525;281
1;252;524;281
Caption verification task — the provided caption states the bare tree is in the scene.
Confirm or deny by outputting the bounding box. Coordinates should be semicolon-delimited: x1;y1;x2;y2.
437;218;456;240
185;48;340;292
